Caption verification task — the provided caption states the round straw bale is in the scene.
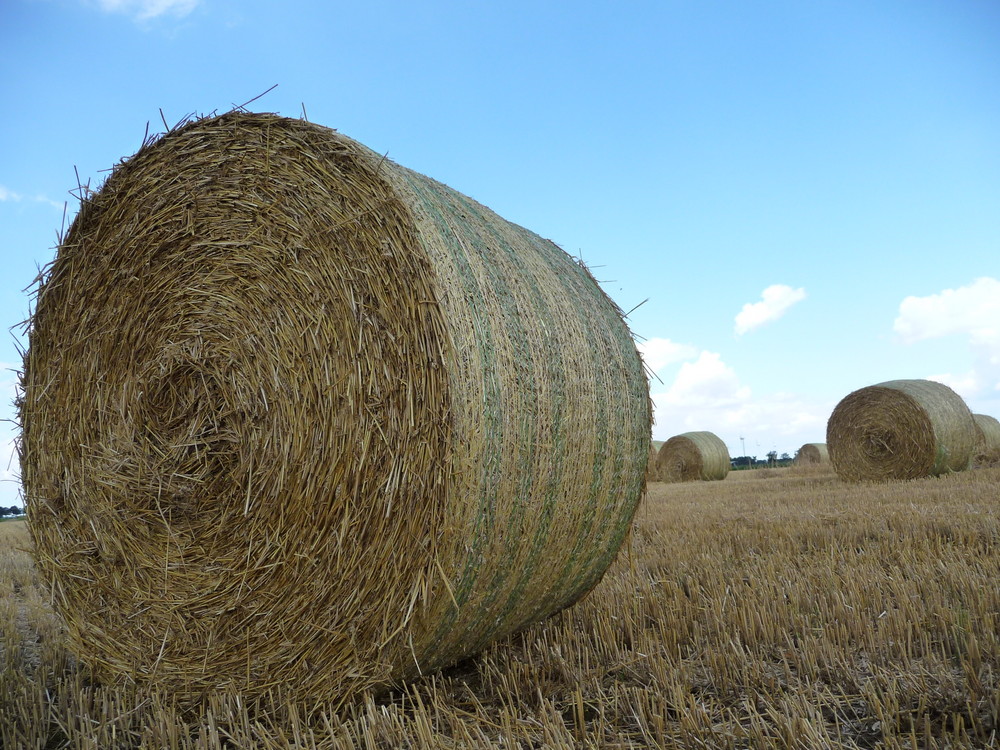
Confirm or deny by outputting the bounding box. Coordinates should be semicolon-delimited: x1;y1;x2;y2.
972;413;1000;465
826;379;975;481
796;443;829;464
19;112;651;704
655;431;730;482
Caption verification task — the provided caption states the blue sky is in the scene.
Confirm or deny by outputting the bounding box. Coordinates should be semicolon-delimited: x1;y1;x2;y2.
2;0;999;504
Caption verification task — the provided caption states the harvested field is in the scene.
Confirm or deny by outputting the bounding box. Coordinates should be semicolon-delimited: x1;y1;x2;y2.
4;466;1000;748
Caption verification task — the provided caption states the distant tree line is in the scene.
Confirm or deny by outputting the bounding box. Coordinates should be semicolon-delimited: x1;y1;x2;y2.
730;452;793;470
0;506;24;518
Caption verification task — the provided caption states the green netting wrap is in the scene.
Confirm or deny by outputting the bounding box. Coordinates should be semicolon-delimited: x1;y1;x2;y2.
19;111;652;705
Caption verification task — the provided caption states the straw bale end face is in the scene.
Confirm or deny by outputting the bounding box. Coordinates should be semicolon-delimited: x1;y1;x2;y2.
19;111;651;705
826;379;976;482
20;113;453;698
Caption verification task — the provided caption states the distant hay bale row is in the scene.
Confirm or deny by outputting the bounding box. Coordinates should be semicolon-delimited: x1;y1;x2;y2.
19;112;651;706
827;379;976;482
656;431;729;482
796;443;829;464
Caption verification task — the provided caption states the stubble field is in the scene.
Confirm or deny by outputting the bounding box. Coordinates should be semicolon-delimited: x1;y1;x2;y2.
2;465;999;748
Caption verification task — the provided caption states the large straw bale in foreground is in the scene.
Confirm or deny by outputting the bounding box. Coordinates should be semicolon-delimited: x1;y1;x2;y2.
796;443;829;464
19;112;651;704
827;379;975;481
656;431;729;482
972;413;1000;465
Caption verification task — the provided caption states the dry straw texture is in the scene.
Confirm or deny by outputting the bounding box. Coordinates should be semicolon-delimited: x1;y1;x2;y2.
796;442;829;464
19;111;651;705
644;443;659;482
827;379;975;482
972;413;1000;465
655;431;729;482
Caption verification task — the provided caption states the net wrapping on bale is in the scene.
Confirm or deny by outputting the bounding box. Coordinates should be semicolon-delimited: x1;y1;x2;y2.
19;112;651;705
826;379;975;482
655;431;729;482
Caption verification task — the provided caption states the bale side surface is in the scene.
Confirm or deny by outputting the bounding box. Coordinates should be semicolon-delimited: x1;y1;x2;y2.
19;112;651;704
826;379;975;482
796;443;829;464
656;431;729;482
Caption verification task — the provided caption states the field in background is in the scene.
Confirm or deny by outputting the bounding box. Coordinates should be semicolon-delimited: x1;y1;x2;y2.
3;466;1000;748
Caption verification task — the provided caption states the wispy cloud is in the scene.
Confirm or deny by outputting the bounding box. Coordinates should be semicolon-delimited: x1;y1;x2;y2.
33;193;66;211
0;184;66;211
734;284;806;335
93;0;200;21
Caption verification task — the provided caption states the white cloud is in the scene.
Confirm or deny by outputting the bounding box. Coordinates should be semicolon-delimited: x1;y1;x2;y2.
662;351;750;408
651;350;830;456
636;337;698;373
926;371;980;400
734;284;807;335
894;277;1000;345
0;185;22;202
93;0;199;20
894;277;1000;400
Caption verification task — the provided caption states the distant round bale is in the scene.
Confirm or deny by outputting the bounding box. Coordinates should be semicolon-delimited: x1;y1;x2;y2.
826;379;976;481
972;413;1000;465
19;112;651;705
656;431;730;482
796;443;829;464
